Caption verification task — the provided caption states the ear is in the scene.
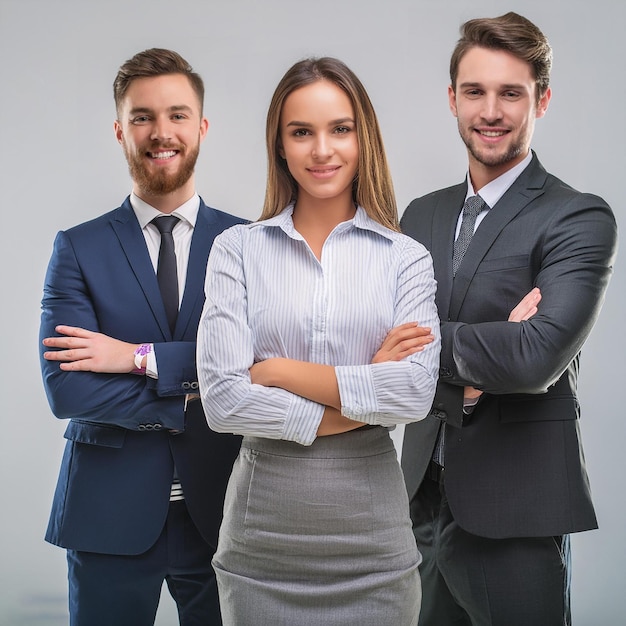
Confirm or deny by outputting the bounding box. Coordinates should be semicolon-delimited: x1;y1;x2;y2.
199;116;209;142
114;120;124;145
535;87;551;119
448;84;458;117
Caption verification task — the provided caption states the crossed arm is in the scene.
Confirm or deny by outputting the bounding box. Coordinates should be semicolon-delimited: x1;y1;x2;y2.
42;326;144;372
463;287;541;403
250;322;435;436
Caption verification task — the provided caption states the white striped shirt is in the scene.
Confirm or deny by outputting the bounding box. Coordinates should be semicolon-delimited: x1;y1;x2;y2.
197;205;441;446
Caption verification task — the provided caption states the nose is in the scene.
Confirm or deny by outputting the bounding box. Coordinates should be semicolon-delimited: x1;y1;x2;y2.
150;116;173;142
481;94;502;123
312;134;333;159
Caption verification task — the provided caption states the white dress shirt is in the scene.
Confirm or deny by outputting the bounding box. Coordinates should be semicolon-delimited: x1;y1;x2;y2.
456;150;533;237
197;205;441;446
131;192;199;376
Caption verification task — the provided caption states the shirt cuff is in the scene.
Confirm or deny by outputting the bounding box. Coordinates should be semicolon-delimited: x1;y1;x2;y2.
146;347;158;379
335;365;377;423
281;395;324;446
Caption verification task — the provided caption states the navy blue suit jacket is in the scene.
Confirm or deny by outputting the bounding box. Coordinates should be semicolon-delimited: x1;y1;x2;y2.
40;197;246;555
401;154;618;539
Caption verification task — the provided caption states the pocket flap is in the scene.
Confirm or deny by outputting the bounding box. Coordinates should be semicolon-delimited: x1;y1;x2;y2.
64;421;126;448
499;396;579;423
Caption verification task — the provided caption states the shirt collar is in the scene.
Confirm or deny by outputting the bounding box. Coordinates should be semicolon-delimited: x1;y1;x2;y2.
130;192;200;229
253;204;396;242
465;150;533;209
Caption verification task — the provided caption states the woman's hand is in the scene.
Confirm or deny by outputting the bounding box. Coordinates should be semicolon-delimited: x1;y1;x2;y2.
371;323;434;363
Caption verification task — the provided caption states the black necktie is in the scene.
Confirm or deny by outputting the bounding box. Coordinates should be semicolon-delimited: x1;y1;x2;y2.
452;195;486;276
152;216;180;333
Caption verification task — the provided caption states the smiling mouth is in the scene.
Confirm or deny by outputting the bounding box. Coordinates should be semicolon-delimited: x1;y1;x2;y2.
148;150;178;159
308;166;340;173
476;129;508;137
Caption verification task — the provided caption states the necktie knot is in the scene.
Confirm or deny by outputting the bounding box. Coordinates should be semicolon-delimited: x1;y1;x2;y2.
152;215;179;235
463;195;485;219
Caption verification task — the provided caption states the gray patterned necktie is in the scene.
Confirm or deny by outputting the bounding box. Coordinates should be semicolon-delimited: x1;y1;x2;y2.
433;195;485;467
152;215;180;333
452;195;486;276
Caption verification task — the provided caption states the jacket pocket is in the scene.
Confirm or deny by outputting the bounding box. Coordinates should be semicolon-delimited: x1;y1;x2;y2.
476;254;530;273
499;395;580;423
64;421;126;448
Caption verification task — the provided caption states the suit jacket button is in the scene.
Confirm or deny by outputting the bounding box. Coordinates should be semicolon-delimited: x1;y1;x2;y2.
153;423;162;431
182;382;191;390
431;409;447;421
439;367;452;378
190;381;199;390
138;424;146;431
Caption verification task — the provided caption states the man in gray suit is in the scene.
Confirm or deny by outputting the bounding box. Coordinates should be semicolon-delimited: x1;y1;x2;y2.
400;12;617;626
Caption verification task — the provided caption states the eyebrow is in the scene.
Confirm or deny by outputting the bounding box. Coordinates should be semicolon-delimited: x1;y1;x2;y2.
128;104;194;116
285;117;355;127
458;81;528;91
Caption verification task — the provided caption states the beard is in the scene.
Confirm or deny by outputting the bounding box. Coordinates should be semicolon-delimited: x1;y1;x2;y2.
124;139;200;197
457;121;525;169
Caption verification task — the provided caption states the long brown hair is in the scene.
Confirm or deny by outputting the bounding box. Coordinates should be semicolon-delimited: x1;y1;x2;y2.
260;57;398;231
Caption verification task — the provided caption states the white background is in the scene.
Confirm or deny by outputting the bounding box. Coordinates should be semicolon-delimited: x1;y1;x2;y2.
1;0;623;624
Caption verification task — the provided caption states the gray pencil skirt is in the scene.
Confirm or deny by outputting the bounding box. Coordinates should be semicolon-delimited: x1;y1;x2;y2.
213;426;421;625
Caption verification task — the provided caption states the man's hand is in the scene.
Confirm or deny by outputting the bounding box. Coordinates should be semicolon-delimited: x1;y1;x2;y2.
42;325;138;373
371;323;434;364
464;287;542;402
508;287;541;323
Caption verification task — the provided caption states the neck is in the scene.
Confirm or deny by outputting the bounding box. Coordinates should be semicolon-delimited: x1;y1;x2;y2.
292;193;356;260
468;150;529;192
293;192;356;232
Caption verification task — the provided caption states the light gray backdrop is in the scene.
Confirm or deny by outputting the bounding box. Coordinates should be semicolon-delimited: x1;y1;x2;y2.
1;0;623;624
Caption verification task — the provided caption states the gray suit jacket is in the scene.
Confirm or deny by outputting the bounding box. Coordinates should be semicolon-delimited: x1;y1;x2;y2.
400;153;618;539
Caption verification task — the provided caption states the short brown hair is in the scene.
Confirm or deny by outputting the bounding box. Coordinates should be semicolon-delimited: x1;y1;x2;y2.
449;12;553;102
113;48;204;116
260;57;399;231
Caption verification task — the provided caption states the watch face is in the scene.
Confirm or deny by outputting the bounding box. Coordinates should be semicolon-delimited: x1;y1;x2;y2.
133;343;152;373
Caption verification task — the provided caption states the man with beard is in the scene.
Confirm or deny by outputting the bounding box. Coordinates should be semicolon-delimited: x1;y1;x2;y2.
39;49;246;626
400;13;617;626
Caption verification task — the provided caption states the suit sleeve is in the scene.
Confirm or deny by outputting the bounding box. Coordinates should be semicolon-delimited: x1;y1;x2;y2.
446;193;617;395
39;230;186;431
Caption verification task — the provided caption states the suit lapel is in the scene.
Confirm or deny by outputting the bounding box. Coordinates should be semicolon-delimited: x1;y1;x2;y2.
175;200;218;338
449;155;548;320
432;185;467;319
110;198;172;338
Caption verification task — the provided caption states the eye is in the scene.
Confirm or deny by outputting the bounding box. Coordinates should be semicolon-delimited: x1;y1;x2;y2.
502;91;521;100
172;113;188;121
292;128;311;137
334;125;352;134
465;89;483;98
130;115;151;124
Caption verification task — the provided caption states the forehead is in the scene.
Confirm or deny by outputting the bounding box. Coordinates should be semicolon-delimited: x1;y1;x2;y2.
457;47;535;88
120;73;200;114
281;80;354;122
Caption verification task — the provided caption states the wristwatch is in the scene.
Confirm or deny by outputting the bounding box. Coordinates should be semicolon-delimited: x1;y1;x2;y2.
133;343;153;374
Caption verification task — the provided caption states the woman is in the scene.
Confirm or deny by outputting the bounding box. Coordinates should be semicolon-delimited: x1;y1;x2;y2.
197;57;440;625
